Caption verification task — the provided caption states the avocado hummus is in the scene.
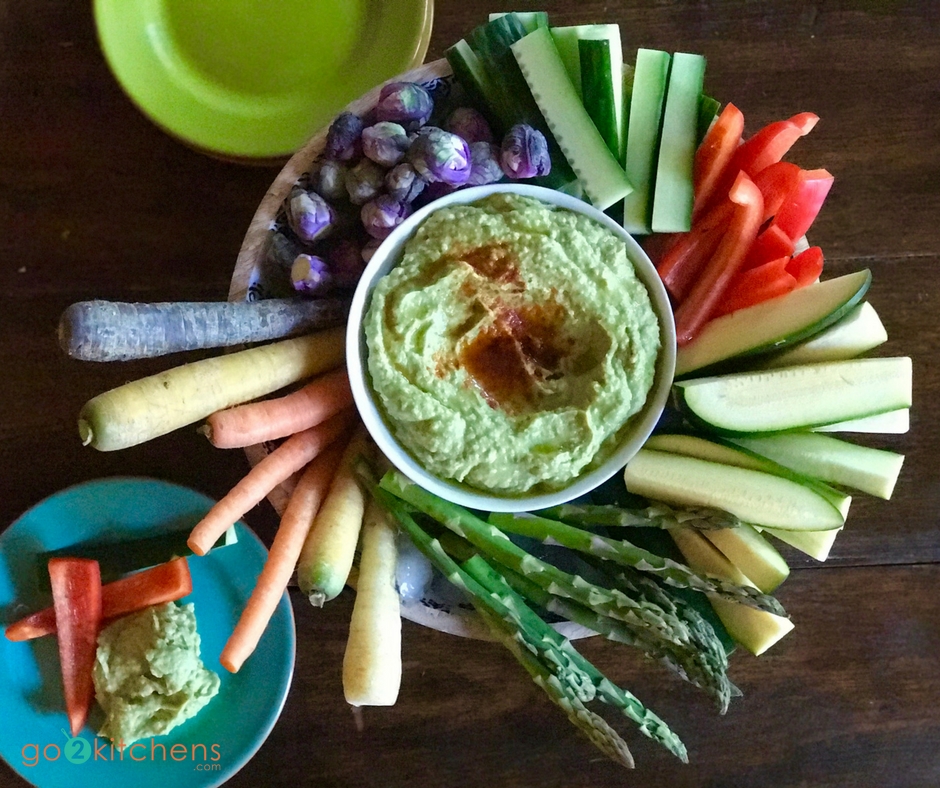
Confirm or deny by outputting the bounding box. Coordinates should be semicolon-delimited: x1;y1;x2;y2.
365;192;661;495
93;602;220;744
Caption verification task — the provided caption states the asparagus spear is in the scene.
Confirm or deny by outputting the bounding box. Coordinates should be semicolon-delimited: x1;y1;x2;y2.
379;469;735;706
434;526;735;712
488;511;786;616
475;605;637;768
539;501;742;531
463;554;689;762
586;558;742;708
367;483;687;766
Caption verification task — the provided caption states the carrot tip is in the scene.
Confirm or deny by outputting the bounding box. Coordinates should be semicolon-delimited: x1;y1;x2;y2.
220;654;240;673
186;537;208;557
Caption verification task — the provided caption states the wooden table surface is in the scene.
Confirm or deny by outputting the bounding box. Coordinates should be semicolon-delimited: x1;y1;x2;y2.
1;2;938;786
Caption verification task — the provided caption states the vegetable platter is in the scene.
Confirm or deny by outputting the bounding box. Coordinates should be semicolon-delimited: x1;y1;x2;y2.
52;9;913;775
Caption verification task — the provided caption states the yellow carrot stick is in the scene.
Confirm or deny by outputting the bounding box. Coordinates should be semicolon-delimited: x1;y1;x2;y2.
202;368;353;449
343;499;402;706
79;327;345;452
187;410;351;556
296;427;371;606
220;441;344;673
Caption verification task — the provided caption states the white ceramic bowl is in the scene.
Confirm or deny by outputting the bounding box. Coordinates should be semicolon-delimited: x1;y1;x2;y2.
346;183;677;513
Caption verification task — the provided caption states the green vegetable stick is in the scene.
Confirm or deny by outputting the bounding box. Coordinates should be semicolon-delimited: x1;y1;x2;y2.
651;52;707;233
538;501;743;531
464;554;689;762
433;527;733;709
474;605;636;769
369;484;686;766
379;470;736;705
487;511;786;615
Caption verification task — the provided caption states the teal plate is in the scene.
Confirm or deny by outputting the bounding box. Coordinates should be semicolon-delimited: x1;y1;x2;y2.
0;477;295;788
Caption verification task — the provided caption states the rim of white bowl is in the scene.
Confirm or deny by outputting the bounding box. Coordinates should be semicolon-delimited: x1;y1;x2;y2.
346;183;677;513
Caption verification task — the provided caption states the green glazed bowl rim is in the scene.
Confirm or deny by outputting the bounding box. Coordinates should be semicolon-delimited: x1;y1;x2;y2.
93;0;434;161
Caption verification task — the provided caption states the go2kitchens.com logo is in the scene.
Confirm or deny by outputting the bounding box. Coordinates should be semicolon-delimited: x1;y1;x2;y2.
22;729;223;771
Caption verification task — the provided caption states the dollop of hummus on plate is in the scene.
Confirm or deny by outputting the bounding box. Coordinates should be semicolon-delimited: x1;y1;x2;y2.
364;193;661;495
93;601;220;744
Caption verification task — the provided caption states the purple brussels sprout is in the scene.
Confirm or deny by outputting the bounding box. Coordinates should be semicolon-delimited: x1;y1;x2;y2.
325;112;364;161
374;81;433;130
407;127;472;187
500;124;551;179
467;141;505;187
345;158;386;206
445;107;494;144
328;238;366;289
385;162;426;203
361;194;412;239
290;253;331;294
286;187;335;244
361;121;411;167
312;159;347;202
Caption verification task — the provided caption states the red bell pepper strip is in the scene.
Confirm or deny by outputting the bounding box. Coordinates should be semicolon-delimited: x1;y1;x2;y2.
752;161;803;223
772;169;834;242
48;558;102;736
674;171;765;345
692;102;745;220
741;224;795;270
713;256;798;317
732;112;819;177
702;112;819;214
6;557;192;642
786;245;825;287
656;199;735;302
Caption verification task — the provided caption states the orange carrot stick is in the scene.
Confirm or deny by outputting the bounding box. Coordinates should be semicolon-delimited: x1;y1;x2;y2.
203;368;353;449
220;440;345;673
187;410;352;556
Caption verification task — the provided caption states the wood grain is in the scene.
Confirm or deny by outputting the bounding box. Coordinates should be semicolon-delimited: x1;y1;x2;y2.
0;1;938;787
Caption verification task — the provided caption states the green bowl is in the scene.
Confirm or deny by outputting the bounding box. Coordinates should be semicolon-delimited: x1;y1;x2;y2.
94;0;434;161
